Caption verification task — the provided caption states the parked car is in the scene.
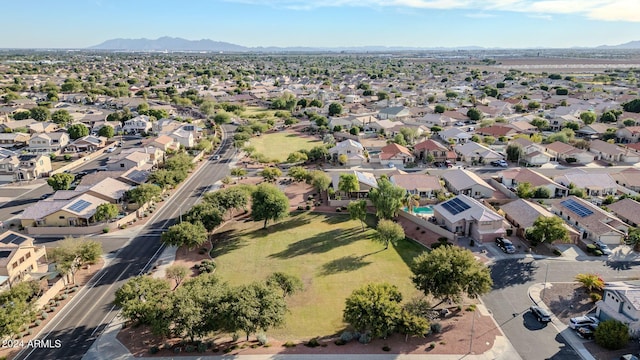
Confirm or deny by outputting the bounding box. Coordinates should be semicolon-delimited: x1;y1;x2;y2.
106;147;115;153
621;355;639;360
213;155;220;160
530;305;552;322
594;241;612;256
569;316;599;329
495;237;516;254
576;323;597;339
455;121;465;126
491;159;508;167
96;166;108;171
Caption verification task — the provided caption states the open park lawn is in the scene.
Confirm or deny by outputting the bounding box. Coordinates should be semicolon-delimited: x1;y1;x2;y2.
248;131;321;162
211;212;425;340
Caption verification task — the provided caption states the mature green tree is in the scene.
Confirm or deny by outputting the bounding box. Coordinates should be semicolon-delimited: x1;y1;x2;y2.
231;167;248;180
393;133;407;146
368;177;405;220
516;182;533;199
467;108;483;121
51;237;102;283
575;273;605;292
221;282;287;341
162;221;208;253
287;166;309;182
51;109;72;125
527;101;541;110
286;151;308;163
594;320;629;350
529;117;549;130
396;309;430;342
165;264;189;290
434;105;446;113
94;203;119;222
376;219;405;250
600;111;618;123
328;102;343;116
622;98;640;113
251;183;289;228
148;169;178;190
165;152;195;173
506;144;524;162
30;106;50;121
204;187;250;218
47;172;75;191
533;186;551;199
525;215;569;245
185;203;223;232
343;283;403;340
126;183;161;206
338;173;359;199
172;274;227;341
623;119;637;127
0;281;39;337
411;246;492;307
68;123;89;140
98;125;115;138
12;110;31;120
114;276;173;336
260;167;282;182
627;227;640;251
580;111;596;125
307;145;329;162
402;192;419;213
347;200;368;232
309;170;331;193
399;127;418;144
213;112;232;124
265;272;303;298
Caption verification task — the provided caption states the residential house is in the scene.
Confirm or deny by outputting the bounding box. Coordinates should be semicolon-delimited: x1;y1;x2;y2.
0;231;47;292
27;132;69;154
16;154;52;181
367;119;404;136
330;171;378;199
122;115;153;135
106;151;152;171
551;196;628;244
0;133;30;148
81;178;132;204
545;141;595;164
432;194;505;243
328;139;367;166
607;198;640;228
21;193;108;228
152;118;182;135
0;152;19;184
413;139;455;163
65;135;107;153
170;128;195;148
0;106;16;123
510;138;551;166
379;143;414;167
118;167;151;186
439;128;472;144
500;199;579;242
616;126;640;143
589;139;640;163
506;120;538;134
0;119;37;133
612;168;640;192
554;170;617;197
378;106;411;120
595;281;640;333
499;168;568;197
475;125;518;139
148;135;178;152
576;123;611;139
390;174;443;199
454;142;503;165
441;169;495;198
28;121;58;134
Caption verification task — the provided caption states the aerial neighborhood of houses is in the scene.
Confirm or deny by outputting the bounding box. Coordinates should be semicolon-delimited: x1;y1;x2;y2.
2;52;640;358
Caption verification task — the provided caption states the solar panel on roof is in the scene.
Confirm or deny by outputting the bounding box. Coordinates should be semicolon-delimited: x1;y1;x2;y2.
0;233;28;245
560;199;593;218
0;250;12;258
68;199;92;213
126;170;148;184
441;197;471;215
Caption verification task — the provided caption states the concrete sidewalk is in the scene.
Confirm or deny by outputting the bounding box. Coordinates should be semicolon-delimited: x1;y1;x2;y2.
528;283;596;360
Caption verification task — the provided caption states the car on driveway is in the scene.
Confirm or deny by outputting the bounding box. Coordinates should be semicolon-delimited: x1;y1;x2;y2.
495;237;516;254
530;305;552;322
490;159;508;167
621;355;640;360
576;323;597;339
106;147;115;153
594;241;612;256
569;315;599;329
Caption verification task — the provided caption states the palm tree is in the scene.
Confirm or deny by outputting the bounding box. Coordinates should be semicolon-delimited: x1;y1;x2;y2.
402;192;420;214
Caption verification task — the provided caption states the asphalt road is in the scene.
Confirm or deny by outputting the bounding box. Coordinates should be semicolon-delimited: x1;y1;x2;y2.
13;126;235;360
483;257;639;360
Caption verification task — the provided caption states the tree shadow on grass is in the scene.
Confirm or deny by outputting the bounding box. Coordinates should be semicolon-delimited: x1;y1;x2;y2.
269;227;364;259
393;237;429;270
322;214;351;225
318;254;372;276
245;214;313;239
210;229;249;258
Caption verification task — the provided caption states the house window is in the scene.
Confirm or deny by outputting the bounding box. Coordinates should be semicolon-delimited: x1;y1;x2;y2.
19;257;24;264
120;164;125;168
12;262;18;269
59;216;65;219
25;252;31;259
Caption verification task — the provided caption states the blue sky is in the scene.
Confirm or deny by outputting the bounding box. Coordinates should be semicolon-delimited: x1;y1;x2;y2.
3;0;640;49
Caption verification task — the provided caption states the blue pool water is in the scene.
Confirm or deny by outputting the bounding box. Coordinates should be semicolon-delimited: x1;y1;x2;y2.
404;206;434;215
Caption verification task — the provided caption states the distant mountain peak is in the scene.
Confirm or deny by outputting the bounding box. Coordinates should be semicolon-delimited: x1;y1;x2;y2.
597;40;640;49
88;37;248;52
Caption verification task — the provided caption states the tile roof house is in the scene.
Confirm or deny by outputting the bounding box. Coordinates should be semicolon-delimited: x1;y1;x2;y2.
439;127;472;144
454;142;503;165
612;168;640;192
576;123;611;139
506;120;538;134
379;143;415;167
500;199;579;243
0;231;47;292
589;139;640;163
509;138;551;166
554;170;617;197
27;132;70;154
551;196;628;245
606;198;640;228
499;168;568;198
377;106;411;120
65;135;107;152
330;171;378;199
616;126;640;143
413;139;455;163
149;135;179;152
441;169;495;198
0;132;30;148
16;154;52;181
595;281;640;333
106;151;152;171
545;141;595;164
80;177;132;204
0;119;37;133
21;193;108;228
122;115;153;135
389;174;443;199
28;121;58;134
475;125;518;138
329;139;367;166
432;194;505;243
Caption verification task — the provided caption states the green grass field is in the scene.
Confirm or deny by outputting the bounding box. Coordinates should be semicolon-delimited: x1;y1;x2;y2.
249;131;321;162
211;212;425;340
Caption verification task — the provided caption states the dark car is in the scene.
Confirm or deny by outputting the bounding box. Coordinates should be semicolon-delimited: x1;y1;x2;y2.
621;355;640;360
530;305;552;323
495;237;516;254
576;323;597;339
594;241;612;256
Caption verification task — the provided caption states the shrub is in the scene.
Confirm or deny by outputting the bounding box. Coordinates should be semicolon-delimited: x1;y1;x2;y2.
431;323;442;334
305;205;311;210
297;205;304;211
61;294;68;300
334;339;346;346
595;320;629;350
198;260;216;273
428;342;436;349
305;337;321;348
149;346;160;354
103;228;110;233
232;333;240;342
257;333;268;346
283;341;296;348
50;307;57;312
590;293;602;302
466;304;477;312
41;312;48;319
197;343;207;353
586;244;597;252
340;331;354;343
35;320;42;326
358;332;371;344
185;345;195;353
382;345;391;351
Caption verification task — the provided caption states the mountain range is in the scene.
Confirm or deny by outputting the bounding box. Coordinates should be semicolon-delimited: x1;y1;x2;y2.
88;36;640;52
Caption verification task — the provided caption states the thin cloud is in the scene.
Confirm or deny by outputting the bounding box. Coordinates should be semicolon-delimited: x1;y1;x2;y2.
465;13;497;18
224;0;639;22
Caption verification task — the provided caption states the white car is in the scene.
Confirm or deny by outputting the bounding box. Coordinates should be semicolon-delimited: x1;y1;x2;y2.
455;121;465;126
569;316;599;329
106;147;115;153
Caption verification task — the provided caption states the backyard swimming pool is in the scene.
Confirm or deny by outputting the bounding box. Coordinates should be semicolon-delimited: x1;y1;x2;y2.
403;206;434;215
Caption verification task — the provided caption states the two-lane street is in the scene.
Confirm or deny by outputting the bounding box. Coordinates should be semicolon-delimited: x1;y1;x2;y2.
13;125;235;360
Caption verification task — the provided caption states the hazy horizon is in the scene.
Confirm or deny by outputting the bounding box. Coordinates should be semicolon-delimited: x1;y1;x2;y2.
3;0;640;49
